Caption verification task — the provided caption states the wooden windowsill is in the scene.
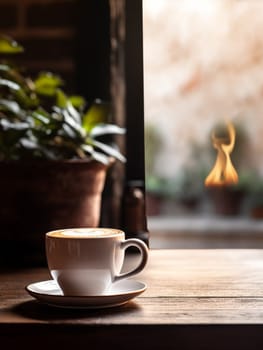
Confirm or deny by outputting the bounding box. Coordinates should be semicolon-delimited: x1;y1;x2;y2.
149;216;263;248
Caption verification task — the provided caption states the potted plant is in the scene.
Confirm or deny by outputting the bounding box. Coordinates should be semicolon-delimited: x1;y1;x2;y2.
0;35;125;265
205;122;250;216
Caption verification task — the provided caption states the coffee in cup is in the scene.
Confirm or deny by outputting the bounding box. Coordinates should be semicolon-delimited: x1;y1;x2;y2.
46;228;148;296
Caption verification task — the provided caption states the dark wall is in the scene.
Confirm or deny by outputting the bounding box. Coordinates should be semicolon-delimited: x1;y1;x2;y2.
0;0;111;100
75;0;111;102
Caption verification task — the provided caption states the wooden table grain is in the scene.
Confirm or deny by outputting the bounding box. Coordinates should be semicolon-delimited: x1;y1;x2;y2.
2;249;263;349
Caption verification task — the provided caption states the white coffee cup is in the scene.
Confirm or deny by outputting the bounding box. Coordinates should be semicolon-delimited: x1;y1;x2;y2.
46;228;148;296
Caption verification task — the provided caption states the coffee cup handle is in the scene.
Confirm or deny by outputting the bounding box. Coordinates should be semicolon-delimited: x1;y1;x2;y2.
114;238;148;282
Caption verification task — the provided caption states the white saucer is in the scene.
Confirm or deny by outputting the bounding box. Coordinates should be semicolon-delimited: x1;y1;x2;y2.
26;279;147;309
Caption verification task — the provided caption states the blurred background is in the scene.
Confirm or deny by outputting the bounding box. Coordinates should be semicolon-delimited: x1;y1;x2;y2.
143;0;263;248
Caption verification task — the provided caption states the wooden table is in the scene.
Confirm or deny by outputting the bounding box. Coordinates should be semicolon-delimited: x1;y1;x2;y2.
2;249;263;349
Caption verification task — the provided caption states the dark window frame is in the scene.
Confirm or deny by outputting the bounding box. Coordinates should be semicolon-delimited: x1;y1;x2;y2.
76;0;148;244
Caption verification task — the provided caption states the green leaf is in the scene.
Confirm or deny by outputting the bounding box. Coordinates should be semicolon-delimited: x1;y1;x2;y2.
0;35;24;54
91;150;110;165
0;99;21;115
34;72;63;96
0;119;30;151
0;119;29;131
56;89;68;108
81;145;113;165
81;144;93;154
32;109;50;125
19;137;39;150
53;106;85;138
0;75;38;109
15;88;39;109
90;139;126;162
90;124;125;137
81;144;110;165
69;95;86;110
82;100;110;132
61;123;78;139
1;64;32;92
66;103;81;123
0;78;20;91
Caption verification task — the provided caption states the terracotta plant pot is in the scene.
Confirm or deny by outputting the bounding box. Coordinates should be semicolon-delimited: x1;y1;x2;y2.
207;186;245;216
0;159;109;266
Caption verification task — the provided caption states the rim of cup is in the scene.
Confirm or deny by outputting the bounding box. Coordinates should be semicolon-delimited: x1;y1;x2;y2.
46;228;124;239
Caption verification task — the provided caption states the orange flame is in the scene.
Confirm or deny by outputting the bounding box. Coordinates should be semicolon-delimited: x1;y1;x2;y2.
205;122;238;187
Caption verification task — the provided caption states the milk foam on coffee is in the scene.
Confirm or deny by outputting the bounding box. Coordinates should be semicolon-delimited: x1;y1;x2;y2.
62;230;103;237
47;228;122;238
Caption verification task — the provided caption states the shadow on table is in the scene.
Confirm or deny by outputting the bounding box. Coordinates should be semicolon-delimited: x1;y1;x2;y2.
10;300;141;321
